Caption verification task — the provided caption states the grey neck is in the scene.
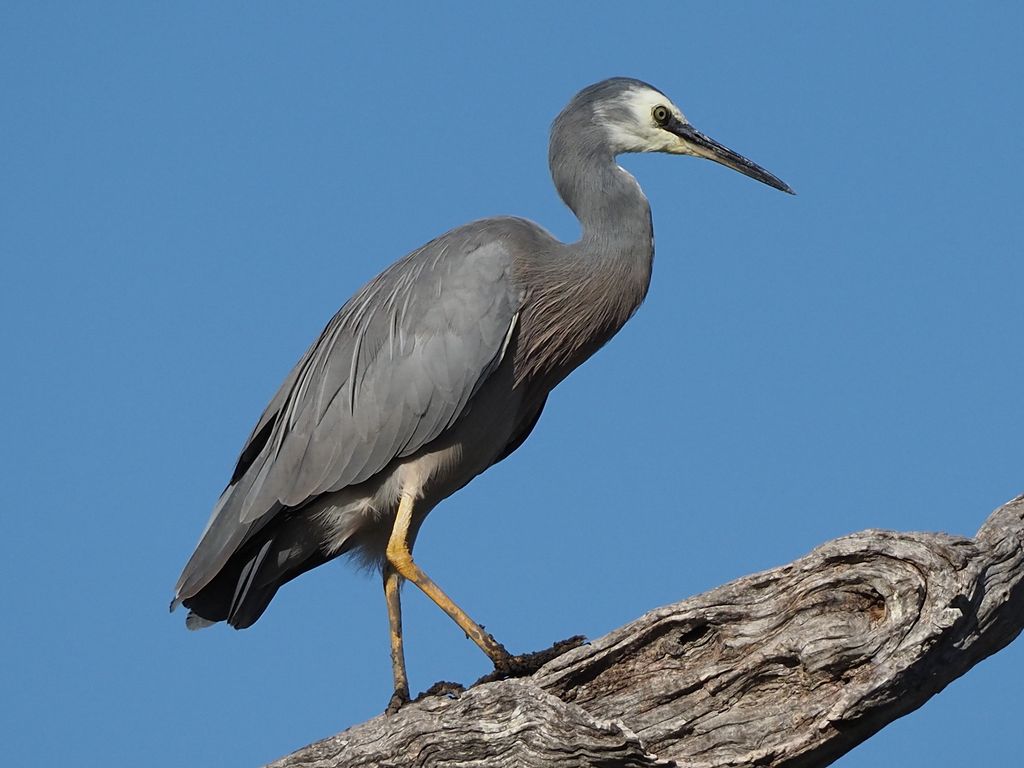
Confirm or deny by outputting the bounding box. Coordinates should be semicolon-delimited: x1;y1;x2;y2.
511;121;655;392
549;129;654;275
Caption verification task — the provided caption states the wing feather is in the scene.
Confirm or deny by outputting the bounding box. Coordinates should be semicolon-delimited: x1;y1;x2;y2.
174;221;528;601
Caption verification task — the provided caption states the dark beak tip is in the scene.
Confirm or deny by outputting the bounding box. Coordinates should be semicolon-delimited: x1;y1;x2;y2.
676;122;795;197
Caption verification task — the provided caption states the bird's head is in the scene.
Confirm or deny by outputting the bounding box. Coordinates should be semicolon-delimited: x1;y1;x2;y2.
567;78;794;194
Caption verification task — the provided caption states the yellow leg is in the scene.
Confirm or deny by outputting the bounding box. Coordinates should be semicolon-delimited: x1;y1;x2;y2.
383;562;409;713
386;493;511;666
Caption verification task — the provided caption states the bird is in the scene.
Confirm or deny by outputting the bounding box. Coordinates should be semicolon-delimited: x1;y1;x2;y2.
172;77;793;712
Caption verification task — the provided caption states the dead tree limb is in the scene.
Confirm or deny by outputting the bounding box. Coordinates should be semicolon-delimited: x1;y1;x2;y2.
268;494;1024;768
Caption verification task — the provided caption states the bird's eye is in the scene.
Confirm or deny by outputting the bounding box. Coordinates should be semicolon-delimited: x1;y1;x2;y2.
652;105;671;126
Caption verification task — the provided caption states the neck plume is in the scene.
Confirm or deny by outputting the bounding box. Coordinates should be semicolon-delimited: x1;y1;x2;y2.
512;114;656;394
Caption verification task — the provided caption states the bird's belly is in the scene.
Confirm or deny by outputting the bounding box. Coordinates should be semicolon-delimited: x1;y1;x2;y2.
308;361;528;568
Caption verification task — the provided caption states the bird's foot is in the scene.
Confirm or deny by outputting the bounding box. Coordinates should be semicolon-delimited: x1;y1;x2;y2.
413;680;466;704
395;637;586;710
385;686;410;716
475;634;586;686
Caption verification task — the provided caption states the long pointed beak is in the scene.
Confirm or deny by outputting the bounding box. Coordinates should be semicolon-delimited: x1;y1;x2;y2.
669;119;794;195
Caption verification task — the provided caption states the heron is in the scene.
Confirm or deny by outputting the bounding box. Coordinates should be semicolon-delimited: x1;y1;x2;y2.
172;77;793;711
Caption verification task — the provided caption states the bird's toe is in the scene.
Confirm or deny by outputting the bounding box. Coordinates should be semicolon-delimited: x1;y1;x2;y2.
478;634;587;685
385;687;410;716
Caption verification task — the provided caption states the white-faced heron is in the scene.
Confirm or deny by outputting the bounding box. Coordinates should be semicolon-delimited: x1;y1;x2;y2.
172;77;793;711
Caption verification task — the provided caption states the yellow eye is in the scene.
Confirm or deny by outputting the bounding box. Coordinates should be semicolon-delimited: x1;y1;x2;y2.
652;105;671;126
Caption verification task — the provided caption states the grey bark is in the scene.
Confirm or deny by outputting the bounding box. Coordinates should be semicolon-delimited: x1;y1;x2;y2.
268;494;1024;768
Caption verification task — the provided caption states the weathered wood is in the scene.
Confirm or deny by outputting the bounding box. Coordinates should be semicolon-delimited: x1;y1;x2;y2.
268;495;1024;768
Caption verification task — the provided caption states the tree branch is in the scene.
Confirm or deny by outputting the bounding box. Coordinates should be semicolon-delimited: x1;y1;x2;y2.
268;494;1024;768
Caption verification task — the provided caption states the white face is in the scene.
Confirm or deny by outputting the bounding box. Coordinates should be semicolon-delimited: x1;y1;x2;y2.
594;86;691;155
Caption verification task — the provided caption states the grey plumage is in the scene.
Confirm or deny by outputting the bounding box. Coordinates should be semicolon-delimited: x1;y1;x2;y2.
173;78;791;700
174;220;533;623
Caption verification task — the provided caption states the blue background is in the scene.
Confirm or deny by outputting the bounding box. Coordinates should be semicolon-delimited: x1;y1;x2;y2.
3;3;1022;765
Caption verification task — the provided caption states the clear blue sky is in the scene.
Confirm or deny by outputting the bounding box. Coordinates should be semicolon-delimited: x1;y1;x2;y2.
3;3;1022;766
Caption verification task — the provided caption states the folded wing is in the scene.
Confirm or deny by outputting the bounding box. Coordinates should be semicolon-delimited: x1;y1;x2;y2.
174;228;523;602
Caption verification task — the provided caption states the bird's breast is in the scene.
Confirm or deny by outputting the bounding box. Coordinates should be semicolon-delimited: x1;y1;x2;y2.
513;266;649;395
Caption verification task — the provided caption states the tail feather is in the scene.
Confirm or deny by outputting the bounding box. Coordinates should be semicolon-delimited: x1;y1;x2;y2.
174;471;264;602
185;612;217;631
229;538;274;620
180;514;337;629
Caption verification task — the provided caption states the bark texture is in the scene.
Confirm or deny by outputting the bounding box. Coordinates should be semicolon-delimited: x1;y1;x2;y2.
268;494;1024;768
